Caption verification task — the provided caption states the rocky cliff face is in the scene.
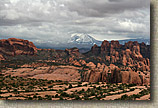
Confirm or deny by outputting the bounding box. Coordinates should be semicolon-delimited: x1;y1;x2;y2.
81;62;150;85
0;38;37;60
65;47;80;57
82;40;150;85
86;40;150;66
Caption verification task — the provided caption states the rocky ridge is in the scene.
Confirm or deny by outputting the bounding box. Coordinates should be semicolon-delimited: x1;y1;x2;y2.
0;38;150;85
70;40;150;85
0;38;37;60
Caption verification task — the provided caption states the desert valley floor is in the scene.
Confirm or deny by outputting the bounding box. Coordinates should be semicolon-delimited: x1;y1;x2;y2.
0;71;150;100
0;60;150;100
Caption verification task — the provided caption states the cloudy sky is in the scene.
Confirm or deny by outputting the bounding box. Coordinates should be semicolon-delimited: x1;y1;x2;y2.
0;0;150;43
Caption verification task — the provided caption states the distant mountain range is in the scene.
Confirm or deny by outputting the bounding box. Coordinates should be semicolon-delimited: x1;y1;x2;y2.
34;33;150;52
119;38;150;45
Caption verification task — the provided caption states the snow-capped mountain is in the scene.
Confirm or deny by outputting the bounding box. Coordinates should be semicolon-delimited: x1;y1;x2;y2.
68;33;102;45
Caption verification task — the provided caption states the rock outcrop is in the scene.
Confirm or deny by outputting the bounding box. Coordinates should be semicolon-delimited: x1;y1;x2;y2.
0;38;37;60
86;40;150;66
82;40;150;85
0;54;4;61
0;38;150;85
82;63;150;85
65;47;81;57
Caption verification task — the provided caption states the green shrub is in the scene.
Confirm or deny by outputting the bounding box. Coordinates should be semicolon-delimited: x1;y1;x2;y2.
68;84;73;89
28;97;33;100
121;94;128;100
74;95;80;100
59;96;64;100
48;85;53;88
33;95;37;98
38;96;43;100
55;94;59;98
60;92;69;97
77;84;82;87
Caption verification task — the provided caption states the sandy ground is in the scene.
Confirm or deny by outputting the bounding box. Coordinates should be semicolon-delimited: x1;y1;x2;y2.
19;91;57;98
103;89;142;100
7;97;25;100
109;90;123;94
0;93;16;97
0;84;150;100
66;86;93;94
3;65;82;81
136;94;150;100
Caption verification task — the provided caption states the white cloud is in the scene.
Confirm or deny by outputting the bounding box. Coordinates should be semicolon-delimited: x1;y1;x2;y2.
0;0;150;43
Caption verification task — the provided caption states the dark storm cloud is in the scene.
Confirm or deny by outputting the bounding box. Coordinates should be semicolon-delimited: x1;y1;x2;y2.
0;0;150;42
65;0;149;17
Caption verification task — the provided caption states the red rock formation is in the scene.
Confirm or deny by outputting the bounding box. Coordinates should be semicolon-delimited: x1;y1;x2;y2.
88;40;150;67
79;60;86;65
91;44;100;55
0;38;37;59
83;40;150;85
0;38;150;85
86;62;96;69
101;40;110;54
65;47;80;57
72;60;81;66
140;42;150;58
82;63;146;85
0;54;4;61
119;71;142;84
111;40;121;49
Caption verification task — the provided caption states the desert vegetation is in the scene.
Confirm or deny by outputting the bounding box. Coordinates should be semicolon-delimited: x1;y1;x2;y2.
0;74;150;100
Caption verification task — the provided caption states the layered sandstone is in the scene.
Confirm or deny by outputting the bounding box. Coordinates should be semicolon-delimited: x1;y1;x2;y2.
87;40;150;67
0;38;150;85
0;38;37;60
82;40;150;85
82;63;150;85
